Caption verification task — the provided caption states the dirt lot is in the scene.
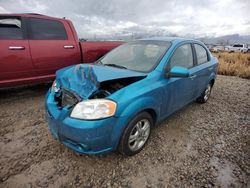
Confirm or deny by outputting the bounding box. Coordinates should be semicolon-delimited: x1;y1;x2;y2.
0;75;249;188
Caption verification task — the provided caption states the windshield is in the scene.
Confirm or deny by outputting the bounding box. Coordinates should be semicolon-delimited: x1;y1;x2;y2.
100;40;171;72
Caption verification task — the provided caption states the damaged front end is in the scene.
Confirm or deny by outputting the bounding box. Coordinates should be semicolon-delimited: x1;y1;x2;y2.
89;77;144;99
53;64;146;109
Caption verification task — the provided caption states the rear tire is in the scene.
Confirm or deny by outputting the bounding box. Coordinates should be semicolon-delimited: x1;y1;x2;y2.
196;83;212;103
118;112;153;156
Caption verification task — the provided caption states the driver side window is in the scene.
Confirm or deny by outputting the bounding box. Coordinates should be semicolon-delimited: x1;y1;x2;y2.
170;44;194;69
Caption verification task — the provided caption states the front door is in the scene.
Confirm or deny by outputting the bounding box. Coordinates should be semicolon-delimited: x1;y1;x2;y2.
162;43;197;117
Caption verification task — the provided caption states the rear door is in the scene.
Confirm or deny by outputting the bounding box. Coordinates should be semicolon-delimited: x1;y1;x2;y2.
192;43;213;98
28;17;80;77
0;16;34;86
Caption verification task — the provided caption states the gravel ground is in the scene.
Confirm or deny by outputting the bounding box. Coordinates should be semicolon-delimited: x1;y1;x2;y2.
0;75;249;188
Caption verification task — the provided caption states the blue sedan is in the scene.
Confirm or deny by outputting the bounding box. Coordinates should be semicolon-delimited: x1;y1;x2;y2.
45;37;218;156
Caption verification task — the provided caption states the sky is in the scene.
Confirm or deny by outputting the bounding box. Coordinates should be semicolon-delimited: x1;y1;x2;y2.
0;0;249;39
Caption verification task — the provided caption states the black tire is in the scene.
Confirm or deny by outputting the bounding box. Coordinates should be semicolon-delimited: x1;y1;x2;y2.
196;83;213;103
118;112;153;156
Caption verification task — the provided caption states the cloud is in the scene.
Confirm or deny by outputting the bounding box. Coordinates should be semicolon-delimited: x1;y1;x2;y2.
0;0;249;38
0;6;10;13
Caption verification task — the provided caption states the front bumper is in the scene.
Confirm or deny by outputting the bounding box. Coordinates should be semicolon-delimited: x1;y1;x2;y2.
45;90;125;155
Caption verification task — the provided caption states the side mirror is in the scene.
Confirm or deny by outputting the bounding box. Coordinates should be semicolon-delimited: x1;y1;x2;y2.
167;66;190;78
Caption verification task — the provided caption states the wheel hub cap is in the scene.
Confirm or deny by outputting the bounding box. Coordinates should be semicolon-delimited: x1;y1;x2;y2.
128;119;150;151
204;85;211;101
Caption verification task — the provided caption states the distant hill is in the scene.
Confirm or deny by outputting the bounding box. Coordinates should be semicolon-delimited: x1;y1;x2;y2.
199;34;250;45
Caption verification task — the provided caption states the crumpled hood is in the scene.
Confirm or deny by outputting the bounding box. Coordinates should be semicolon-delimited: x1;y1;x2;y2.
56;64;147;99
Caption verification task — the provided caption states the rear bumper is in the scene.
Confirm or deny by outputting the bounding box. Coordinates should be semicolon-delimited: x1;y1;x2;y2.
45;90;125;155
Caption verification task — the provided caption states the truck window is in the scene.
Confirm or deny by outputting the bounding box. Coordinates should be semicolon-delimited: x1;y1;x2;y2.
233;44;243;48
194;44;208;65
29;18;67;40
0;18;23;39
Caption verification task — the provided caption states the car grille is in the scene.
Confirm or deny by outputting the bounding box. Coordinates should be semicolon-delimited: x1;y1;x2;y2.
55;89;80;108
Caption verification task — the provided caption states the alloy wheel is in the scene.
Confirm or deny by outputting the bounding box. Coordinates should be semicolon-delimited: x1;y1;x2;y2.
204;84;211;101
128;119;151;151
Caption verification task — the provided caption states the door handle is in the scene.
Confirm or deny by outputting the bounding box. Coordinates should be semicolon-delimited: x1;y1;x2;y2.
64;45;74;49
189;75;197;79
9;46;25;50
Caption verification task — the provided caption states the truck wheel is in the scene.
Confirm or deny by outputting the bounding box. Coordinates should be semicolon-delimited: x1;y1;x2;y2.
196;83;212;103
118;112;152;156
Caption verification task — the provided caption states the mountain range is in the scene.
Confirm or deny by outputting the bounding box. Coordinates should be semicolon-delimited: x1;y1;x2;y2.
199;34;250;45
82;32;250;45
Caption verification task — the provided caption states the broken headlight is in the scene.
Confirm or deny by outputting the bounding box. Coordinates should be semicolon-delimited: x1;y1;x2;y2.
51;80;60;93
70;99;117;120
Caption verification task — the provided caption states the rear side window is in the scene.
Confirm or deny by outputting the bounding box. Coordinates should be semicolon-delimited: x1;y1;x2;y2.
29;18;67;40
170;44;193;69
194;44;208;65
0;17;23;39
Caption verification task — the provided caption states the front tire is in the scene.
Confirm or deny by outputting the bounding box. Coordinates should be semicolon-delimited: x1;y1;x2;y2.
196;83;212;103
118;112;153;156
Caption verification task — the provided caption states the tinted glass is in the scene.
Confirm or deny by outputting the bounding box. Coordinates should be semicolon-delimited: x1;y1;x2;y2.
194;44;208;65
233;44;243;47
101;41;170;72
170;44;193;69
0;18;23;39
29;18;67;40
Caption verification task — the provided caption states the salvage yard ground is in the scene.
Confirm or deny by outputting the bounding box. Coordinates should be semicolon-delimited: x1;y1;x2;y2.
0;75;249;187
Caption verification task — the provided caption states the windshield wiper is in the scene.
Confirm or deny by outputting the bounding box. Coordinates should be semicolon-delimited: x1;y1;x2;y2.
104;64;127;69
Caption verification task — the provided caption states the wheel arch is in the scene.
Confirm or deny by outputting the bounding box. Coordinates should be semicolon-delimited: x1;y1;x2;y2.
210;78;215;87
112;98;160;150
143;108;157;125
208;71;216;87
115;109;156;154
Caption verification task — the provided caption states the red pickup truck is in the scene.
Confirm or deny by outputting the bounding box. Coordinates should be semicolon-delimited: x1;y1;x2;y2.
0;13;123;88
